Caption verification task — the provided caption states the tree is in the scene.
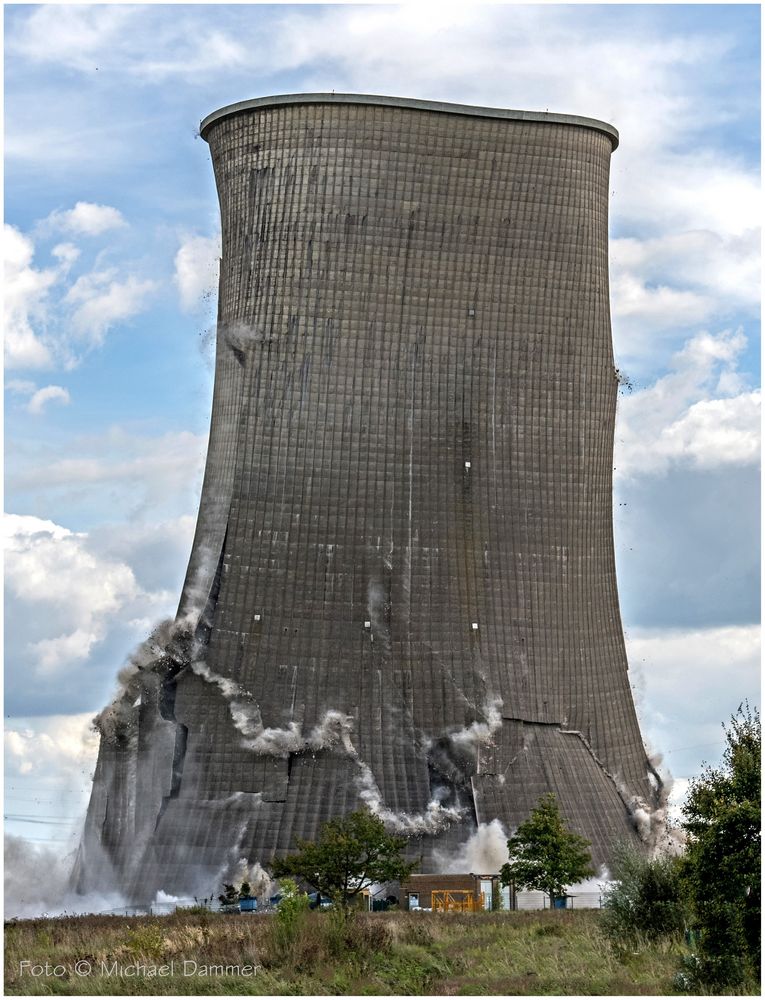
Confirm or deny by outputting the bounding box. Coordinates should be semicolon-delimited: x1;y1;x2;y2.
680;703;760;991
271;809;416;913
499;793;593;907
217;883;240;908
601;842;687;947
217;880;254;907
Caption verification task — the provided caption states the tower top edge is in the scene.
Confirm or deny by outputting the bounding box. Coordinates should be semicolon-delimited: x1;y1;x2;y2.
199;93;619;149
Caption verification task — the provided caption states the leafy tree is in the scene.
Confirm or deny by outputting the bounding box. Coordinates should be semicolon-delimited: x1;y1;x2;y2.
601;842;687;947
271;808;416;913
680;703;760;991
217;883;240;907
499;793;593;907
217;879;255;906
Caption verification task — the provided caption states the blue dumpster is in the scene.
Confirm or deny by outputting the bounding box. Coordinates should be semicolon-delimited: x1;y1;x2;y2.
240;897;257;912
553;896;568;910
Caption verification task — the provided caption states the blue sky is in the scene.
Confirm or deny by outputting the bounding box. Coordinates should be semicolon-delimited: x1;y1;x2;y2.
4;3;760;859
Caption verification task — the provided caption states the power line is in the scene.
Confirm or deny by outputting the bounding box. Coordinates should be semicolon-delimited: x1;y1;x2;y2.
665;740;726;754
4;816;79;826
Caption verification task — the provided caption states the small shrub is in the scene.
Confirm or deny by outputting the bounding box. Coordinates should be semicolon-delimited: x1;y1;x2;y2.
125;922;165;959
267;878;310;965
535;922;564;937
601;844;686;949
324;905;350;959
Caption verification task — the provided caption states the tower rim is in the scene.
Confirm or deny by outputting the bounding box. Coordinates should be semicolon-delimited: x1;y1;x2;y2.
199;92;619;150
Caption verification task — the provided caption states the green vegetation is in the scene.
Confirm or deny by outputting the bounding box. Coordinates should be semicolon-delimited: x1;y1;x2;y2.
600;844;687;949
218;882;253;908
268;878;310;962
271;809;415;913
679;703;760;993
6;713;758;996
500;794;593;907
4;909;691;995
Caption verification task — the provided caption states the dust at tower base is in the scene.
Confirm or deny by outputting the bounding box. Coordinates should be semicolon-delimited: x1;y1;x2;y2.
75;94;662;903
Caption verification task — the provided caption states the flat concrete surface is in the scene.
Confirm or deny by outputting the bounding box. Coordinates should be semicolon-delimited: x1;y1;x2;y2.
200;92;619;149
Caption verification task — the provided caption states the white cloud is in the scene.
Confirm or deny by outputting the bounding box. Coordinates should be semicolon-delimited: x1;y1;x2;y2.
9;428;205;497
31;628;101;674
615;329;760;478
8;5;137;73
5;513;139;629
658;392;760;469
51;242;81;268
5;712;100;809
26;384;71;415
4;224;56;369
174;233;220;311
44;201;126;237
5;220;157;366
5;379;37;395
614;151;761;240
4;116;137;170
8;4;250;81
7;5;758;376
6;427;207;544
612;229;760;311
5;508;196;716
610;227;760;364
626;623;760;784
4;513;178;685
612;273;712;326
65;270;157;346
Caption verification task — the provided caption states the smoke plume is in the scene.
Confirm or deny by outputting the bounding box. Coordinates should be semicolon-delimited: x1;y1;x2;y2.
355;761;464;835
434;818;510;873
618;750;685;857
192;657;465;835
94;617;194;743
4;835;127;919
447;697;503;754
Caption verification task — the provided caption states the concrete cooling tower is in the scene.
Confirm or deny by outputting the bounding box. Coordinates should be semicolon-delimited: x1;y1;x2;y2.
76;94;663;902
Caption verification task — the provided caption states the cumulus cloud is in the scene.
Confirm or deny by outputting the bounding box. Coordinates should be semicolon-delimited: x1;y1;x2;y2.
5;5;759;368
4;223;56;369
610;227;760;365
615;329;759;478
65;269;157;346
5;219;157;366
5;712;100;796
174;233;220;311
26;384;71;415
3;510;195;716
626;624;760;784
43;201;126;237
5;514;143;675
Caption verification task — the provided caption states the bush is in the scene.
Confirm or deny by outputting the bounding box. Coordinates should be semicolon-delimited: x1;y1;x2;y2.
601;844;686;948
680;703;760;992
267;878;310;964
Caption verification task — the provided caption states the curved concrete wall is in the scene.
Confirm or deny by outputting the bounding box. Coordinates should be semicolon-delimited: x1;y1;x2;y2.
79;97;656;900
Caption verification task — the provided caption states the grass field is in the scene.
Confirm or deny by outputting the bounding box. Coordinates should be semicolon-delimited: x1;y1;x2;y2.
3;908;702;996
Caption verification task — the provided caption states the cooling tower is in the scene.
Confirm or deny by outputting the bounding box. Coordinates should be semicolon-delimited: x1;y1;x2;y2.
76;95;661;901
